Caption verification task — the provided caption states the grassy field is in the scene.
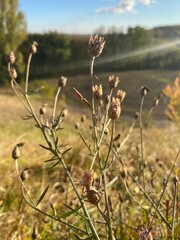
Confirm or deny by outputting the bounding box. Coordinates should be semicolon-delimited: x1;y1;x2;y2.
0;69;180;239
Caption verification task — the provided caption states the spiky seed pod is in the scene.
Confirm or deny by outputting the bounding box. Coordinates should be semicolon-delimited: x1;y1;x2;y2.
30;41;38;54
10;67;17;79
58;75;67;87
32;222;38;239
92;84;103;100
108;75;119;89
87;187;101;205
108;97;121;120
139;226;153;240
7;51;16;64
88;34;105;58
75;122;79;130
12;145;20;160
140;86;150;97
39;104;47;115
20;168;29;181
116;89;126;102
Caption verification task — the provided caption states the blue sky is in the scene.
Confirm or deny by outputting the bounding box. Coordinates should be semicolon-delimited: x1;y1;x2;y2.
19;0;180;34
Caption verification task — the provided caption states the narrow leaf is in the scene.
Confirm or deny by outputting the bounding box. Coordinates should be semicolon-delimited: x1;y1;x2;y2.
106;176;118;189
39;144;51;151
37;185;49;206
59;204;82;219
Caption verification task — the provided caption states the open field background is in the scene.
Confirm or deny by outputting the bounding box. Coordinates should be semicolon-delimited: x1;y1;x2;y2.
0;69;179;239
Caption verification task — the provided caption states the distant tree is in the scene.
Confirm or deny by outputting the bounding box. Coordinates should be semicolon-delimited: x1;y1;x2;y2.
0;0;27;84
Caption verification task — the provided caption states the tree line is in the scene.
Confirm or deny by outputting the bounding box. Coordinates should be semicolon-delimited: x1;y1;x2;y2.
1;0;180;84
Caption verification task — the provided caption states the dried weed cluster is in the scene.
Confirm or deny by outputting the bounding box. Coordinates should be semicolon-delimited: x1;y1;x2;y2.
8;35;180;239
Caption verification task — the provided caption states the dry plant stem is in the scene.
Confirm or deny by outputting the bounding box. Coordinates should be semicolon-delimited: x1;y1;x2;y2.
148;149;180;228
90;57;99;152
25;53;32;93
114;152;172;229
119;118;136;149
171;179;178;239
139;95;145;190
102;171;114;240
53;149;100;240
52;86;61;123
104;120;115;170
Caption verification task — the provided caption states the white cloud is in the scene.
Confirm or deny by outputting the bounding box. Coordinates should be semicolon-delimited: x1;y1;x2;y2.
96;0;156;14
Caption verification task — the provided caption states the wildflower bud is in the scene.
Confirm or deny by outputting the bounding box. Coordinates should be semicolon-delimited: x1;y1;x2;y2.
134;112;140;119
7;51;16;64
88;34;105;58
20;168;29;181
12;145;21;160
92;84;103;100
173;176;179;185
81;115;86;123
108;75;119;89
108;98;121;120
62;108;68;118
119;166;127;178
116;89;126;102
39;104;47;115
75;122;79;130
30;41;38;54
140;86;150;97
10;67;17;79
87;187;101;205
58;75;67;87
32;222;38;239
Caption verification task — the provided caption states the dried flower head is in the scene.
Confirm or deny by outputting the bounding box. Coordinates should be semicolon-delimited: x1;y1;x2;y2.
140;86;150;97
7;51;16;64
87;187;101;205
88;34;105;58
134;111;140;120
30;41;38;54
20;168;29;181
108;75;120;89
12;145;20;160
139;226;153;240
119;166;127;178
39;104;47;115
92;84;103;100
81;114;86;123
79;171;94;191
62;108;68;118
108;97;121;120
58;75;67;87
116;89;126;102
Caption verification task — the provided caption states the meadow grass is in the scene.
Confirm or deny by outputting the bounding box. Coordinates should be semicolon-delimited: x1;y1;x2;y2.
1;38;180;239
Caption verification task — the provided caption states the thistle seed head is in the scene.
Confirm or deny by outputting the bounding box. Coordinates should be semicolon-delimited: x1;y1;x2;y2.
39;104;47;115
58;75;67;87
20;168;29;181
108;75;120;89
88;34;105;58
30;41;38;54
92;84;103;100
116;89;126;102
140;86;150;97
7;51;16;64
12;145;21;160
108;97;121;120
87;187;101;205
79;171;94;191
